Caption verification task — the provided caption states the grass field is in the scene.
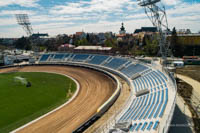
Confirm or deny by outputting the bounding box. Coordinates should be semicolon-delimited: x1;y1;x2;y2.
0;72;76;133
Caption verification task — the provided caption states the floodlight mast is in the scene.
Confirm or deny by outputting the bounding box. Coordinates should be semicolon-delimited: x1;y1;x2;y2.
15;14;33;36
138;0;169;64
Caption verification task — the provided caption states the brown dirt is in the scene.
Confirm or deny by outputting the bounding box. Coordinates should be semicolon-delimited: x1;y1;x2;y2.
84;77;131;133
0;65;116;133
176;66;200;82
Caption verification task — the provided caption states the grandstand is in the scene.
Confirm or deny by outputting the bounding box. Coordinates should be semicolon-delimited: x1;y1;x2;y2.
39;53;176;133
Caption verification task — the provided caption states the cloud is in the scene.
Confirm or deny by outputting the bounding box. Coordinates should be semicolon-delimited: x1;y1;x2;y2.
0;0;200;37
167;2;200;16
0;17;17;26
0;10;36;16
50;0;137;15
162;0;182;6
0;0;39;7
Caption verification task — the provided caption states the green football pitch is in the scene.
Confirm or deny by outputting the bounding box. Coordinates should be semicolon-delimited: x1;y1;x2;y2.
0;72;76;133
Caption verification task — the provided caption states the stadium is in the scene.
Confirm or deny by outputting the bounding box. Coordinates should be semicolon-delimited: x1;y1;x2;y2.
0;53;177;133
2;0;200;133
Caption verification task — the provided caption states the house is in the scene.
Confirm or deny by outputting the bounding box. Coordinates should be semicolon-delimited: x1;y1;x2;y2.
76;32;86;39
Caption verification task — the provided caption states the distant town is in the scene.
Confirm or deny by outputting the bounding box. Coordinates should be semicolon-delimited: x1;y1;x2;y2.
0;23;200;66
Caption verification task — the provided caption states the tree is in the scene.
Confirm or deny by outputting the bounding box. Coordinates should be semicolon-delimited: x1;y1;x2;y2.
171;27;180;57
144;38;159;56
77;38;89;46
104;39;112;47
14;37;32;50
86;33;90;42
172;27;177;36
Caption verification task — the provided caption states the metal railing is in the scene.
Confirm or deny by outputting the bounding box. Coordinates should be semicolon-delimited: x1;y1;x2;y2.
94;78;135;133
157;65;177;133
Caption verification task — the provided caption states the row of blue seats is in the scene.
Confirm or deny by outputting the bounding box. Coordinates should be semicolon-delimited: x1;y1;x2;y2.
103;58;129;70
54;54;65;60
129;121;159;132
40;54;149;79
40;53;90;62
120;64;148;78
119;89;168;122
132;70;167;92
72;54;90;61
40;54;50;61
40;54;67;61
88;55;109;65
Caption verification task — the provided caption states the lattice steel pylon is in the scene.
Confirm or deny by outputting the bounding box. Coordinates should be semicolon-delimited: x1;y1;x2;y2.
15;14;33;36
138;0;169;64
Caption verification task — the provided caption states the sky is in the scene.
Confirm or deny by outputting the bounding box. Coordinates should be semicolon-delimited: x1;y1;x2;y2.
0;0;200;38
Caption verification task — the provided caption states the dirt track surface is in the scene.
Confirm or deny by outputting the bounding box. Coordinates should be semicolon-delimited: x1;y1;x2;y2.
0;66;116;133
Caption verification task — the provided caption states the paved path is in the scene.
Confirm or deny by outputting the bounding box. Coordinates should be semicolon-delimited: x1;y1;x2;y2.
169;95;194;133
177;74;200;97
177;74;200;114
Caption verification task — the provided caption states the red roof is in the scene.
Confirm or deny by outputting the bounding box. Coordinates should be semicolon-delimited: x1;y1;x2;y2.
116;34;126;37
76;32;84;36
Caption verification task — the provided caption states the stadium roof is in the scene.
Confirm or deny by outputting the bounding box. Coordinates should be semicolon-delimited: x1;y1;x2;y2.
74;46;112;50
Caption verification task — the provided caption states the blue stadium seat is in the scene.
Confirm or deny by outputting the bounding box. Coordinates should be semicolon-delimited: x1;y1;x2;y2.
157;70;168;81
129;96;146;120
120;64;148;77
141;122;148;131
119;98;137;121
143;92;156;119
135;123;142;131
133;95;149;120
147;121;153;130
138;93;153;120
152;71;163;84
120;64;135;77
103;58;128;69
159;88;168;117
119;98;139;121
153;90;164;118
148;91;160;119
63;54;70;59
88;55;109;65
124;61;132;67
54;54;65;60
73;54;90;62
123;97;143;121
40;54;50;62
153;121;159;130
130;123;137;131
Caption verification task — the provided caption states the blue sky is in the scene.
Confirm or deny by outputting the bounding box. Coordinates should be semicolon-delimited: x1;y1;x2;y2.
0;0;200;37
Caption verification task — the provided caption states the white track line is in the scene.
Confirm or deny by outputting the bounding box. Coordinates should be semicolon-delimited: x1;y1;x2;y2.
10;71;80;133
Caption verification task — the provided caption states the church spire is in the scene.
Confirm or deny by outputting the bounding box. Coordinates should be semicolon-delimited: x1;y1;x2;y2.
120;23;125;31
119;22;126;35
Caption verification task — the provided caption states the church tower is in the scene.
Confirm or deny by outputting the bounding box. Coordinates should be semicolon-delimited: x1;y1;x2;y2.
119;23;126;35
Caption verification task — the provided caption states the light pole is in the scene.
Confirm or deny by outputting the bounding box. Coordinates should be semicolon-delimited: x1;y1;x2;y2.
138;0;169;65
